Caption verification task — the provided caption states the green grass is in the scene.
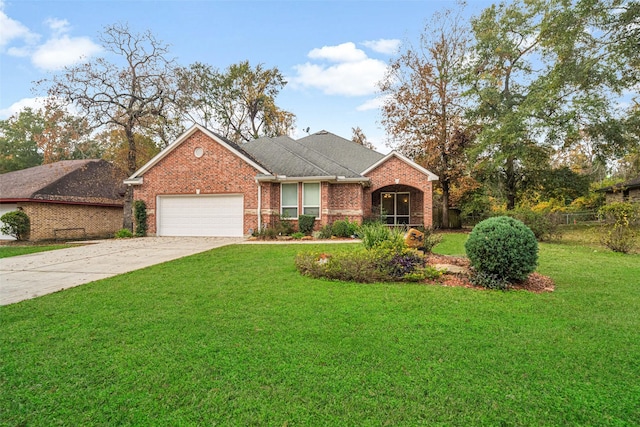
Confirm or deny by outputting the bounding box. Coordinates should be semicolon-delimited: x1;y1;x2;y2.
0;243;73;258
1;238;639;426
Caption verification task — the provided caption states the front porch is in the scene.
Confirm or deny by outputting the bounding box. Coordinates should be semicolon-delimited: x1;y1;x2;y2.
370;184;427;228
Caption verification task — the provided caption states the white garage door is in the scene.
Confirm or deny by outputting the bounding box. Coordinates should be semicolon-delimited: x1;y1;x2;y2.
157;195;244;237
0;204;18;240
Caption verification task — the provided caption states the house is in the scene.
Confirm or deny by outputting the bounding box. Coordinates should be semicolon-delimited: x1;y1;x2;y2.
0;159;125;241
124;125;438;237
597;175;640;204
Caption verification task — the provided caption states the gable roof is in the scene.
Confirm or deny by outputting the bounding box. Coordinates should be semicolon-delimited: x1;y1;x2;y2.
0;159;125;205
125;125;437;184
597;175;640;192
125;125;271;183
362;151;439;181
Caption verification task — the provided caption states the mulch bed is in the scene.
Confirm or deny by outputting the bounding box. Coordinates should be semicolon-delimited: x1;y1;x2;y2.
425;254;555;293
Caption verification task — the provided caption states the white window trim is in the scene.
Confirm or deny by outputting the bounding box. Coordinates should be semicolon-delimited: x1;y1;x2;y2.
302;182;321;219
281;182;298;219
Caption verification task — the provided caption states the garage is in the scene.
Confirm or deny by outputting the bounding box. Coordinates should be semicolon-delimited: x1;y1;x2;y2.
0;204;18;240
157;195;244;237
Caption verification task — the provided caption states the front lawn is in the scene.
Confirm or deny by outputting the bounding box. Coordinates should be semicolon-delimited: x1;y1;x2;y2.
0;243;73;258
1;237;638;425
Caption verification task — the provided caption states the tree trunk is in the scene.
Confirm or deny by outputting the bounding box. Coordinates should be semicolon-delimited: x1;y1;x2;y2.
123;125;137;231
505;156;516;210
441;180;450;229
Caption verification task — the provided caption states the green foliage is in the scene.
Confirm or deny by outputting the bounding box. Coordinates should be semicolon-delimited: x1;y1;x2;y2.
298;214;315;235
465;216;538;283
291;232;305;240
133;200;147;237
295;249;390;283
469;271;511;290
0;210;30;241
273;215;295;235
599;202;639;253
317;224;333;239
505;208;560;241
358;222;395;250
252;226;278;240
331;218;358;238
114;228;133;238
0;108;44;173
415;226;443;253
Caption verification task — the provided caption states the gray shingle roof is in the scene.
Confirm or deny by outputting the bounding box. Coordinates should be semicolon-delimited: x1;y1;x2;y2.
0;159;125;205
243;130;384;177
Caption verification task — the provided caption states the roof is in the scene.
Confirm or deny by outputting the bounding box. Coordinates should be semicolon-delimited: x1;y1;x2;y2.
126;125;437;184
0;159;125;206
597;175;640;192
243;131;380;178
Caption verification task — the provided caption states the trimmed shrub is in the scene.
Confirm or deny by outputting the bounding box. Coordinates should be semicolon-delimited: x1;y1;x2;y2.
331;218;358;238
0;210;30;240
317;224;333;239
133;200;147;237
115;228;133;238
465;216;538;283
298;214;316;235
291;232;305;240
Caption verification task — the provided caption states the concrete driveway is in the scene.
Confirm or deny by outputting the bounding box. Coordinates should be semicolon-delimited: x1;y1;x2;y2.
0;237;243;306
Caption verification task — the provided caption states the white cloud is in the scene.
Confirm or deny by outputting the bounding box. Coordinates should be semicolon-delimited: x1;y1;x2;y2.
356;95;389;111
45;17;71;36
362;39;401;55
0;97;46;119
308;42;368;63
32;35;101;70
0;2;101;71
291;42;390;97
0;3;39;49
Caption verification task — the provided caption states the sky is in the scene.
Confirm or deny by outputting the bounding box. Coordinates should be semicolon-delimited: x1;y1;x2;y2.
0;0;493;153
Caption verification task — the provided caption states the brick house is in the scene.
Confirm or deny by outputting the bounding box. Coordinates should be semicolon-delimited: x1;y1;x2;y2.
125;125;438;237
0;160;125;241
598;175;640;204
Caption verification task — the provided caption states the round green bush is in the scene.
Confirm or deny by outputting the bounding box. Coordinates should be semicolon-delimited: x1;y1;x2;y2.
464;216;538;282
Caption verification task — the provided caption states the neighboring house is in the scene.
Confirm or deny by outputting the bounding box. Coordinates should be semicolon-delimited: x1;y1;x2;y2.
0;159;125;241
598;175;640;204
125;125;438;237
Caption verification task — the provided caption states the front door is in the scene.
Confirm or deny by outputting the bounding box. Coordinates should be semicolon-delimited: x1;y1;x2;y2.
381;192;410;225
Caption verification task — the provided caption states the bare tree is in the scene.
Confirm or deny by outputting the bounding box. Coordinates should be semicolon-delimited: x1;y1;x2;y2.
380;9;473;228
42;23;183;229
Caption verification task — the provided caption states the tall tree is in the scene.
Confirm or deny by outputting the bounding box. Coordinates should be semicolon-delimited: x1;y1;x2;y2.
36;99;93;163
42;23;182;229
177;60;295;143
0;108;44;173
380;9;473;228
465;0;631;209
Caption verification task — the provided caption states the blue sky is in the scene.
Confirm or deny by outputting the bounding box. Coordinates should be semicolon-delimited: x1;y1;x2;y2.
0;0;492;152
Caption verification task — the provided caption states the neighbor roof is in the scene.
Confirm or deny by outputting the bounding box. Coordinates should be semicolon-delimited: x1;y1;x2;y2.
597;175;640;192
0;159;125;205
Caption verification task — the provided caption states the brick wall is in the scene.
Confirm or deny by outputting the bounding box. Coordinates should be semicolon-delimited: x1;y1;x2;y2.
133;130;262;235
364;156;434;227
20;202;123;241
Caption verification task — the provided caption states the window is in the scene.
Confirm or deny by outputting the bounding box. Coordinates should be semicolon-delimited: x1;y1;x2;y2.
381;192;410;225
281;183;298;218
303;183;320;218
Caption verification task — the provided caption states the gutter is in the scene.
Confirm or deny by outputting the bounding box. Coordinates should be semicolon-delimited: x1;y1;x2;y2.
255;174;370;185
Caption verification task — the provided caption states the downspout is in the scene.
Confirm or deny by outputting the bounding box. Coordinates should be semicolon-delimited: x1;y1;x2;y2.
256;178;262;231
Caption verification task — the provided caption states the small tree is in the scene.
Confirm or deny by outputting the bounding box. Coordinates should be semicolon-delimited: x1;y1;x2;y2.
599;202;639;253
133;200;148;237
0;211;30;241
